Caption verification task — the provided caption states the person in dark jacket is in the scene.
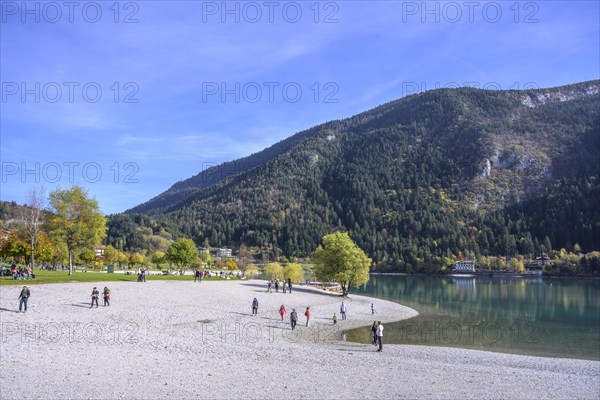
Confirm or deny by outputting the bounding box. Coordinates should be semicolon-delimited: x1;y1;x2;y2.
371;321;378;345
252;297;259;315
290;309;298;330
18;286;30;313
90;287;100;308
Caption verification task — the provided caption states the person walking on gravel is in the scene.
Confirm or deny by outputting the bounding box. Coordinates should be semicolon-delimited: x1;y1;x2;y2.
252;297;259;316
288;278;292;294
304;307;311;327
103;287;111;306
340;302;347;320
18;286;30;313
290;309;298;330
90;287;100;308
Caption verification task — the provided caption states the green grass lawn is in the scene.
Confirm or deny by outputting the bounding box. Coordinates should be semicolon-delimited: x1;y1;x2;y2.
0;270;240;286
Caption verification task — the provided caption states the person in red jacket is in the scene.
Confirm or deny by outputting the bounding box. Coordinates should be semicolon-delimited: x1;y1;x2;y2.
304;307;311;327
279;305;286;321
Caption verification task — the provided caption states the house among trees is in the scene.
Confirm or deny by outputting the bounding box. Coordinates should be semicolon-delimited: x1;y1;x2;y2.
453;260;476;272
536;256;550;266
216;248;233;258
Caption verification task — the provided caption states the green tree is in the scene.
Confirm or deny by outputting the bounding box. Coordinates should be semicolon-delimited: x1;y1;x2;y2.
117;251;129;269
264;262;284;280
284;263;304;283
0;231;28;262
129;252;145;268
104;245;120;266
199;249;212;265
47;185;107;275
35;231;56;264
151;250;166;269
167;238;199;271
311;232;372;297
78;249;97;267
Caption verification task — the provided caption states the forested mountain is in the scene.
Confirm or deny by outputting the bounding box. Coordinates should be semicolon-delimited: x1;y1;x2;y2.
113;81;600;271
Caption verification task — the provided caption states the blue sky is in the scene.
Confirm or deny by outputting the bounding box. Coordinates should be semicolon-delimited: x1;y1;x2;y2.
1;0;599;214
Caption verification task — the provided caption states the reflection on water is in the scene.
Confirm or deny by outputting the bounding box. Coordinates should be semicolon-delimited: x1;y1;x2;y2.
347;275;600;360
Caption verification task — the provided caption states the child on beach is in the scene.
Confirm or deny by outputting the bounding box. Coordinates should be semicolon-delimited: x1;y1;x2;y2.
279;304;286;321
333;313;337;325
371;303;376;314
103;287;111;306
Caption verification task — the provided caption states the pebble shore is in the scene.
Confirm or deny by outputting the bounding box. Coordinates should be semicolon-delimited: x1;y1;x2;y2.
0;280;598;399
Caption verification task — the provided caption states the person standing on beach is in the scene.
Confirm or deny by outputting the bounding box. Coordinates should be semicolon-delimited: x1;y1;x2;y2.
371;321;378;346
290;309;298;330
252;297;259;316
267;281;272;293
371;303;376;315
279;304;286;321
376;321;384;352
340;302;347;320
103;287;111;306
288;278;292;294
18;286;30;313
333;313;337;325
90;287;100;308
275;279;279;292
282;281;287;293
304;307;311;327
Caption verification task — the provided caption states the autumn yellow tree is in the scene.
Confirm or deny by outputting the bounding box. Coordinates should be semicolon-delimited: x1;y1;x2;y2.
284;263;304;283
264;262;284;280
312;232;372;297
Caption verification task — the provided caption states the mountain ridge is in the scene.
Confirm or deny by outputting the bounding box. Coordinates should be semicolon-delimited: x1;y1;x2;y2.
114;80;600;270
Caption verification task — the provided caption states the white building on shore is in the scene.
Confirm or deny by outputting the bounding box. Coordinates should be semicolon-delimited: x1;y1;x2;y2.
453;260;476;272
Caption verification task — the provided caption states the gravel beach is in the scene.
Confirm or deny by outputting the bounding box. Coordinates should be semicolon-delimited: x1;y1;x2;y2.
0;280;598;399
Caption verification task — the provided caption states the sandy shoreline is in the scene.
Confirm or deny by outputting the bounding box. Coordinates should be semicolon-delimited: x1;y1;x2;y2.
0;280;598;399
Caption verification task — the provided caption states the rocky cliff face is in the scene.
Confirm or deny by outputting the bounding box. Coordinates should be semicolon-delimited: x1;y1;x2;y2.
521;82;599;108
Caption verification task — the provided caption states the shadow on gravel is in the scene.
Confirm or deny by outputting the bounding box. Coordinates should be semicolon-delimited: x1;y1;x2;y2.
70;302;93;308
0;307;19;313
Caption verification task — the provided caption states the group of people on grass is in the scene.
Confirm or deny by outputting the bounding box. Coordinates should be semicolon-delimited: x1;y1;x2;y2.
4;264;35;280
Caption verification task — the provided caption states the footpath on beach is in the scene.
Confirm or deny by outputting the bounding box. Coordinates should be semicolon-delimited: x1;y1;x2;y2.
0;280;598;400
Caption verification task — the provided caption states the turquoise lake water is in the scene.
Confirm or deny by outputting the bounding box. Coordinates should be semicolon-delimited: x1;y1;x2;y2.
346;274;600;360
